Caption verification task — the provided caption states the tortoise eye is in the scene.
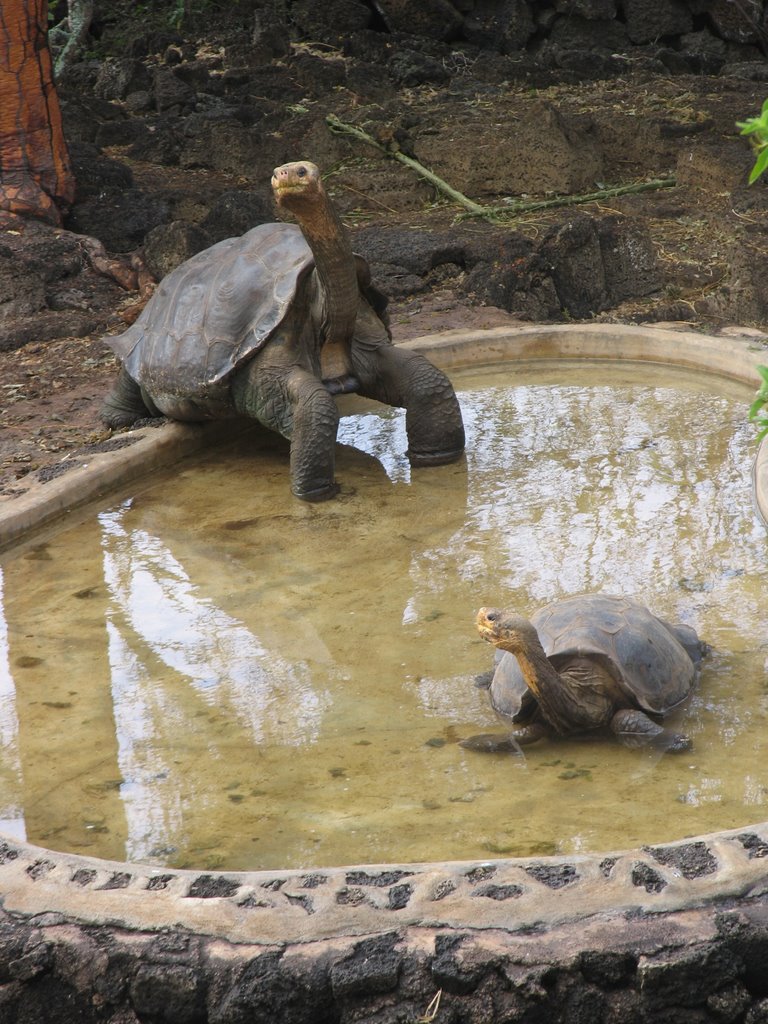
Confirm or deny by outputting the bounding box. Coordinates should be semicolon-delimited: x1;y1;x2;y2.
297;166;307;177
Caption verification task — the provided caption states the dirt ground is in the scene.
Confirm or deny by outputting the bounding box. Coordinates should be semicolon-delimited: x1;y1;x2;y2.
2;65;768;504
0;289;525;501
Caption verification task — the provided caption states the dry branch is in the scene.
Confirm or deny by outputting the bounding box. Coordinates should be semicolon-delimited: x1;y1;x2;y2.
326;114;676;221
326;114;486;216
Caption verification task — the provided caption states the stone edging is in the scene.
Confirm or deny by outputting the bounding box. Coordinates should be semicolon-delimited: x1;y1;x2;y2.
0;420;239;552
0;825;767;946
0;321;766;951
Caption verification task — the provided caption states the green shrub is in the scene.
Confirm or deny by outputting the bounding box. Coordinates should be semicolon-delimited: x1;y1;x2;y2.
736;98;768;184
737;102;768;439
749;365;768;442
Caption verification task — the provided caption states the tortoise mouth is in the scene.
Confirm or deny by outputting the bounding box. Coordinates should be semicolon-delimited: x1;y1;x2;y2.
476;609;499;644
272;181;312;202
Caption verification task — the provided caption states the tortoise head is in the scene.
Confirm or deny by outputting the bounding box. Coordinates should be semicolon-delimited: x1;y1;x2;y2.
271;161;324;211
476;607;540;654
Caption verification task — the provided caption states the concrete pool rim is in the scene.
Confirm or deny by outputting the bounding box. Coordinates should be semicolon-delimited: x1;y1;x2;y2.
0;320;767;952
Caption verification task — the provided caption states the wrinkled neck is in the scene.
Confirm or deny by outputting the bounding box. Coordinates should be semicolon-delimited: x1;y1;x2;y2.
507;639;560;700
291;195;359;343
502;639;571;735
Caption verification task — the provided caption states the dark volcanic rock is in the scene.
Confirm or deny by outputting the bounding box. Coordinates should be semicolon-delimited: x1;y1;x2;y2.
142;221;212;280
93;57;153;101
463;0;535;51
622;0;693;44
68;189;170;253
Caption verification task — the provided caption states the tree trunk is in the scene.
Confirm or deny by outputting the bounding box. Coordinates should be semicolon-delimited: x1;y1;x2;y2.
53;0;94;78
0;0;75;225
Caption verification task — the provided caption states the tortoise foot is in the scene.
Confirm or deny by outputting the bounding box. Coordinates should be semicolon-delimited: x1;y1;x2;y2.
612;709;692;753
408;446;465;467
101;368;153;428
649;731;693;754
293;481;341;502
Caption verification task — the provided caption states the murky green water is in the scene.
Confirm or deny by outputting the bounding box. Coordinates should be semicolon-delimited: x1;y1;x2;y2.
0;362;766;871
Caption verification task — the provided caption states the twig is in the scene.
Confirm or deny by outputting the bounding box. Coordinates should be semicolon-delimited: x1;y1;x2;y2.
465;177;678;221
340;183;399;214
326;114;486;216
415;989;442;1023
52;0;95;78
326;113;675;222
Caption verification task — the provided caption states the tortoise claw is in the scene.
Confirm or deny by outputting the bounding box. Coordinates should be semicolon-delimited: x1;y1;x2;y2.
459;733;525;755
293;481;340;502
322;374;360;395
407;446;465;467
649;731;693;754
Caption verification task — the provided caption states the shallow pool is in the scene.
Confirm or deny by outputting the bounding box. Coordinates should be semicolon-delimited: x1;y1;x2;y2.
0;362;765;870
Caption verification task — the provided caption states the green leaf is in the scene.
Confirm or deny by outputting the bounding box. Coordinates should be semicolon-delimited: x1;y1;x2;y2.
737;100;768;143
749;397;766;421
738;119;760;135
748;145;768;184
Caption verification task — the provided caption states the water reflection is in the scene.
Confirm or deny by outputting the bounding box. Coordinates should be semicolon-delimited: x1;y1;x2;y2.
99;508;337;862
0;571;23;840
1;534;128;857
101;508;327;743
0;364;766;869
453;381;764;611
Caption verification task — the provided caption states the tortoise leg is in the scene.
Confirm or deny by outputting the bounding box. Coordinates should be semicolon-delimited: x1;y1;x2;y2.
611;709;692;753
232;360;340;501
459;723;546;753
288;371;340;500
349;302;465;465
101;367;156;427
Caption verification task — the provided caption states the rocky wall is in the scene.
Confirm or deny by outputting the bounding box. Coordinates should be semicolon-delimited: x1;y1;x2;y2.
3;886;768;1022
275;0;768;80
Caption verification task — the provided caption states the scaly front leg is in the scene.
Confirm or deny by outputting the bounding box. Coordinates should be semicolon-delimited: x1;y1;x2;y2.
232;339;340;501
610;708;692;753
350;302;466;465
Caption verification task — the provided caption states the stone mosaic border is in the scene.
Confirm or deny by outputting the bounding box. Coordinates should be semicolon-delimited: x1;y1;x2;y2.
0;823;767;946
1;323;767;1021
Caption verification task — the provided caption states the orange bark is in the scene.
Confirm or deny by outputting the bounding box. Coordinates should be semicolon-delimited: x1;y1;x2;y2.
0;0;75;225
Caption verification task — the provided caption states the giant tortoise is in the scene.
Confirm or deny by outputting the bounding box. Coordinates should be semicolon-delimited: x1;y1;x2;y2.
463;594;706;753
101;161;465;501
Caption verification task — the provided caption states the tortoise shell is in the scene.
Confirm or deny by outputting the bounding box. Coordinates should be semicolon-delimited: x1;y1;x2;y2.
489;594;702;725
105;222;369;402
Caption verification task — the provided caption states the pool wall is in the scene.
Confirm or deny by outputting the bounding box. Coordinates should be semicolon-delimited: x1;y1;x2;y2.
1;323;767;1023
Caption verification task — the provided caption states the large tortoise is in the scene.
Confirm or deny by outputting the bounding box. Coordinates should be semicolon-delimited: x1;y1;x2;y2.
462;594;706;753
101;160;465;501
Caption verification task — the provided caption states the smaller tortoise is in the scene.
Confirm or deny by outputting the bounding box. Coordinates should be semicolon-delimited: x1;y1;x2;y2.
462;594;705;754
101;160;465;501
